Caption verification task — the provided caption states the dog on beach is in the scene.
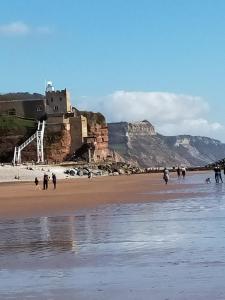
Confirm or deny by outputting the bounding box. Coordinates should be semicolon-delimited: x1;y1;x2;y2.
205;177;211;184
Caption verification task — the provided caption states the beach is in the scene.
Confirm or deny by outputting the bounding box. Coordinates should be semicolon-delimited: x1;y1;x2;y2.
1;170;225;300
0;169;204;218
0;164;78;182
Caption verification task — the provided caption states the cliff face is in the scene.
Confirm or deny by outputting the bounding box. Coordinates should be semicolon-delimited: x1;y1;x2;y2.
108;120;162;166
127;120;156;137
44;124;71;163
77;110;109;161
108;121;225;167
108;120;155;156
0;111;110;163
161;135;225;166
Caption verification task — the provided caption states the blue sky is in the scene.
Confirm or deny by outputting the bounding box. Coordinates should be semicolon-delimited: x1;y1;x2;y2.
1;0;225;140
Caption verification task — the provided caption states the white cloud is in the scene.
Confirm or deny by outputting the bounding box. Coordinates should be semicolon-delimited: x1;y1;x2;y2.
99;91;209;123
77;90;225;141
36;26;53;35
0;21;52;36
157;119;225;141
0;21;30;36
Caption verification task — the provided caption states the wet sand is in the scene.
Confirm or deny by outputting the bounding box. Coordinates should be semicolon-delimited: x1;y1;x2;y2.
0;173;204;218
2;171;224;300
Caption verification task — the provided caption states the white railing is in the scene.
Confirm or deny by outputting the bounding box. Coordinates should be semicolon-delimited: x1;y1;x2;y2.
13;121;45;165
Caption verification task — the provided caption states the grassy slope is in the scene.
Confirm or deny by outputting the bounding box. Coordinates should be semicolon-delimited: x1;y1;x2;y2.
0;116;36;135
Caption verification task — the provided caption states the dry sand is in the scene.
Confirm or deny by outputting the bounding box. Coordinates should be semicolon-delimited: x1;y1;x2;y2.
0;172;204;219
0;164;76;182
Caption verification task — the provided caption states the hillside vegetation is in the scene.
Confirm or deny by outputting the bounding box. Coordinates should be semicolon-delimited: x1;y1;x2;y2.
0;92;44;101
0;116;36;135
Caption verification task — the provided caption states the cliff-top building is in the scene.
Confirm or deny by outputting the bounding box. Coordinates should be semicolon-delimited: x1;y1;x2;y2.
0;82;109;163
0;81;72;119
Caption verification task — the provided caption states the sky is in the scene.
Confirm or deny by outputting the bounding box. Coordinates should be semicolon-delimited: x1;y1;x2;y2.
1;0;225;140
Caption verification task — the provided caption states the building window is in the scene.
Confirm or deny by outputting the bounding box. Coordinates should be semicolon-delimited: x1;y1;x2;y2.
54;106;59;111
60;97;62;101
36;106;42;112
51;97;53;102
8;108;16;115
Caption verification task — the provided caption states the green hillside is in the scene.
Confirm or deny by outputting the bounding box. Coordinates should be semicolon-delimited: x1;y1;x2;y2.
0;116;36;135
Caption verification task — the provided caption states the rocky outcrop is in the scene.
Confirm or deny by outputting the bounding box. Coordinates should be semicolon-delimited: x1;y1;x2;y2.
108;120;156;164
161;135;225;166
76;110;110;161
127;120;156;137
44;125;71;163
109;120;155;141
89;123;109;159
108;121;225;167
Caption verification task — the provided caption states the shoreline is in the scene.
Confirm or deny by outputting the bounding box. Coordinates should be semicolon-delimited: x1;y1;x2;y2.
0;172;207;219
0;164;210;184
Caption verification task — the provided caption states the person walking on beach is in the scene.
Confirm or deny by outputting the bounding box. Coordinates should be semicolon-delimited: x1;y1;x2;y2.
43;174;49;190
181;167;186;179
52;173;57;189
177;166;181;178
88;170;93;179
215;165;223;183
34;177;40;190
218;166;223;183
214;166;219;183
163;168;169;184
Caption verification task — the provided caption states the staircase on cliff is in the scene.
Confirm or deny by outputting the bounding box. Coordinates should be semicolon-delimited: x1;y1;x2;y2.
13;121;45;164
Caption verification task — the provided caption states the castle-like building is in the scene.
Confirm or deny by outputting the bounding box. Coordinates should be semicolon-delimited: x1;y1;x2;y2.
0;82;109;163
0;82;72;120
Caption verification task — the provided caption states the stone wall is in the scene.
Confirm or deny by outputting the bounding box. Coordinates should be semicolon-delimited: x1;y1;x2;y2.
44;123;71;163
69;115;88;154
47;115;70;133
0;99;46;120
89;124;109;161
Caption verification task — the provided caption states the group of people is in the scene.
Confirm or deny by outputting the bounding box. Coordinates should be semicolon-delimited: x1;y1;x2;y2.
163;164;225;185
34;173;57;190
214;165;223;183
177;166;186;179
163;166;186;184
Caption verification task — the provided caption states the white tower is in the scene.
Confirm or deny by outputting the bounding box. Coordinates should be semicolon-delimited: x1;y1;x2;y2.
46;81;55;92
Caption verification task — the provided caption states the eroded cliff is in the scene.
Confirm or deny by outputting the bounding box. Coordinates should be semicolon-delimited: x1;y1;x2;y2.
108;121;225;167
